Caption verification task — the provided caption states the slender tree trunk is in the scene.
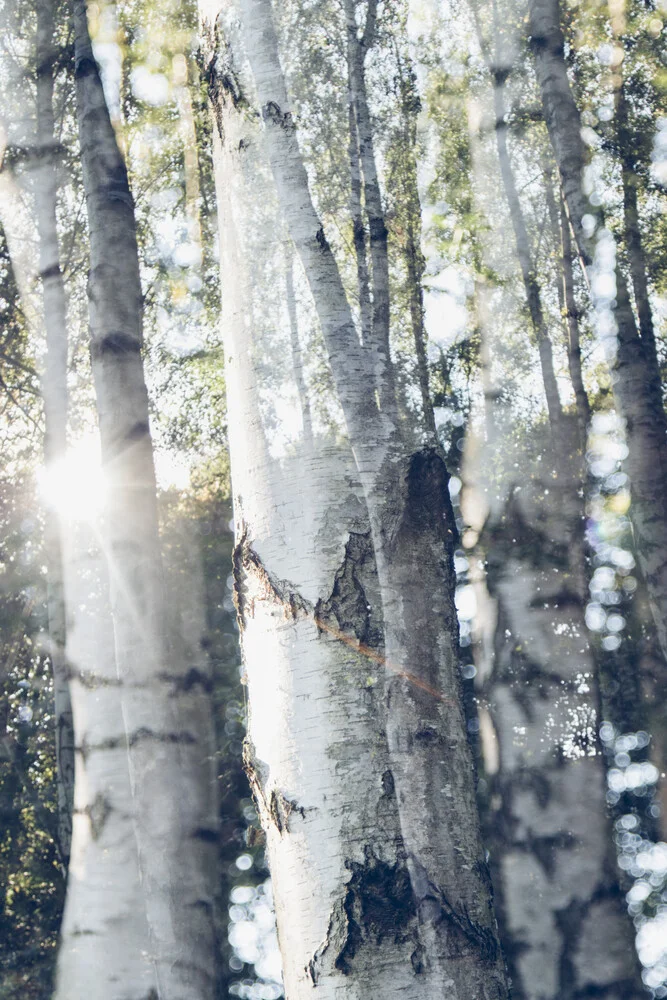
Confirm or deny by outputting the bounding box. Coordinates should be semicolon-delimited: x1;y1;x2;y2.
56;3;220;996
393;49;438;443
544;169;591;449
615;83;660;373
31;0;75;867
530;0;667;679
343;0;395;416
346;77;372;346
559;192;590;444
204;2;510;997
486;45;563;429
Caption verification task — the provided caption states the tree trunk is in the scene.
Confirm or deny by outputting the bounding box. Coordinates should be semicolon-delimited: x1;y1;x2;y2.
343;0;395;416
15;0;76;867
476;449;642;1000
530;0;667;688
55;524;156;998
393;49;438;443
56;2;220;996
203;3;510;997
485;32;563;430
346;74;372;346
462;65;641;997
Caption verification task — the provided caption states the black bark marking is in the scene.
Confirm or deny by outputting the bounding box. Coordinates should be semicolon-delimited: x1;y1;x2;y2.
315;531;381;649
192;827;219;844
92;331;142;358
88;792;112;841
64;667;122;689
204;40;249;142
381;769;395;796
40;262;61;281
262;101;292;128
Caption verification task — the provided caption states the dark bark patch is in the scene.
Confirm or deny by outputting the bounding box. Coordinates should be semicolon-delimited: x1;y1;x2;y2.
307;846;417;983
88;792;112;841
262;101;292;129
127;421;150;441
65;667;122;689
40;262;62;281
192;826;219;844
315;531;381;650
92;330;142;358
127;727;197;748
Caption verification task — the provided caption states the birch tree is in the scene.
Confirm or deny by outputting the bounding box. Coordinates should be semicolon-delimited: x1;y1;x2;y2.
200;1;510;997
55;1;220;995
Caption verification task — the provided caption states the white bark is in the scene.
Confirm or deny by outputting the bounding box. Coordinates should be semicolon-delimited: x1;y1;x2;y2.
54;4;221;996
202;4;509;996
33;0;75;865
55;521;156;999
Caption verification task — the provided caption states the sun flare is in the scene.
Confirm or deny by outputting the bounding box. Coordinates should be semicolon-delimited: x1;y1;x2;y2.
37;435;108;521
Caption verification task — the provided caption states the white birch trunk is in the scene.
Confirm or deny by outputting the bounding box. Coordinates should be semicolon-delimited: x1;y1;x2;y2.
33;0;75;866
202;4;510;997
55;521;156;999
54;4;220;996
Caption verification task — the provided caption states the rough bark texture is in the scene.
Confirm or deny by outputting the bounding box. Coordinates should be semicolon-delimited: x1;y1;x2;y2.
33;0;75;865
530;0;667;718
477;458;642;1000
203;3;510;997
56;3;220;996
